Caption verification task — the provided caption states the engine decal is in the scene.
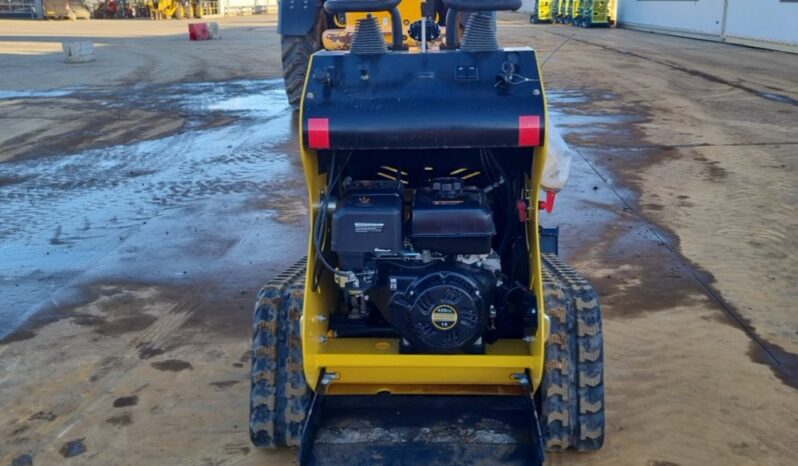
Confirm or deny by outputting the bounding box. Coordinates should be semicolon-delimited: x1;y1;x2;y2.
431;305;459;331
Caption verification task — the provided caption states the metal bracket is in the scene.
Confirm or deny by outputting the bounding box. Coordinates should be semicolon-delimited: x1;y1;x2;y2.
299;369;339;466
512;372;546;466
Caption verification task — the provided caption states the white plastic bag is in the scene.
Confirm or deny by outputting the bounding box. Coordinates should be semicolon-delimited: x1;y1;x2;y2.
541;121;573;193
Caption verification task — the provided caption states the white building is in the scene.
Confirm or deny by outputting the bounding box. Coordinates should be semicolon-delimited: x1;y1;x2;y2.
618;0;798;53
221;0;277;16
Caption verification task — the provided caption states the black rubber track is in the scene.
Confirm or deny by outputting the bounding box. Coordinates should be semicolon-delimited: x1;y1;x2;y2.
540;253;605;451
280;12;326;110
250;258;311;448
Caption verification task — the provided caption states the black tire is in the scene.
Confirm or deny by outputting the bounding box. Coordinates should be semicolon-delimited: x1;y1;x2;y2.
530;15;539;24
540;253;605;452
280;12;326;111
250;259;311;448
582;18;590;28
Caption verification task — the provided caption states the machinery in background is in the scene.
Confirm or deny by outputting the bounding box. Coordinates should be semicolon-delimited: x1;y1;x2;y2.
43;0;91;19
565;0;580;25
529;0;553;23
576;0;610;27
540;0;612;28
277;0;449;108
93;0;139;18
553;0;569;24
147;0;193;19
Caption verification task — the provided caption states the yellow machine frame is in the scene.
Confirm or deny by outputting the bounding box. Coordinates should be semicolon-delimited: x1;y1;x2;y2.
297;53;552;396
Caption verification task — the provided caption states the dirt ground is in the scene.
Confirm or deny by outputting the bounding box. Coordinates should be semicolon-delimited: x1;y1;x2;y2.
1;13;797;466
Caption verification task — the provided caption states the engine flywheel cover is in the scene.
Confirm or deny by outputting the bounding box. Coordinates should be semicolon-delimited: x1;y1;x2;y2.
389;271;488;353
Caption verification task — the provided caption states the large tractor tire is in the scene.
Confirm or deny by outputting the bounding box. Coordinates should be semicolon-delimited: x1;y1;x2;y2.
540;253;605;451
281;12;326;110
250;258;311;448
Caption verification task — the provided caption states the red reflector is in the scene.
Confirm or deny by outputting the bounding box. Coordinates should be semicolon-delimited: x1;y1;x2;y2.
519;115;541;147
308;118;330;149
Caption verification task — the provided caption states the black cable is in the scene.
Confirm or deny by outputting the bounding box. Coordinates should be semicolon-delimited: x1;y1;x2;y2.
381;260;436;270
313;151;353;278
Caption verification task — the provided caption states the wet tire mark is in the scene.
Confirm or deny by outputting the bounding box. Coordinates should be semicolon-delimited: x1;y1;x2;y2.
568;134;798;389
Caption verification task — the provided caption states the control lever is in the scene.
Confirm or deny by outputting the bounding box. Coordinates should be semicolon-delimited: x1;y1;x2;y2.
419;1;438;52
421;1;428;52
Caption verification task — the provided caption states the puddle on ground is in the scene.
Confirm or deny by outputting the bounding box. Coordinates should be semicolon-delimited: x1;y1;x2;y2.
0;80;307;340
0;89;78;100
0;84;656;340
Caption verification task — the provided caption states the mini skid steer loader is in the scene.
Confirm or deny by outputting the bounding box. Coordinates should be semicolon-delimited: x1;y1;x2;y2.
575;0;610;28
251;0;605;464
528;0;553;24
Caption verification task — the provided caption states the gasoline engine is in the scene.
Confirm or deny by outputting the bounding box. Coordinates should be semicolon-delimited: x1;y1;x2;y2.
325;176;538;354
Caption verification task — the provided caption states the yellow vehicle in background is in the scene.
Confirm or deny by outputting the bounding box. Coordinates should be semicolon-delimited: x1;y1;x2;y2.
575;0;610;27
567;0;580;25
43;0;91;19
278;0;446;107
147;0;196;19
529;0;553;23
552;0;570;24
320;0;445;51
558;0;571;24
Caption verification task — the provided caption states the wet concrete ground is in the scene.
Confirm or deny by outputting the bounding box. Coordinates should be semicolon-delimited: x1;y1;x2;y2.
1;13;797;466
0;80;307;342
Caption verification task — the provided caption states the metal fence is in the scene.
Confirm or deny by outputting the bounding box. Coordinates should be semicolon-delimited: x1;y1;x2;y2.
0;0;37;17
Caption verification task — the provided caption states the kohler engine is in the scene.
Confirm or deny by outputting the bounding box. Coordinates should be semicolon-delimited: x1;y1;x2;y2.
330;177;529;354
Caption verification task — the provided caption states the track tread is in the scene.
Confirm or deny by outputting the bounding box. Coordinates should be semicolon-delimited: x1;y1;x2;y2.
540;253;606;452
280;12;325;110
249;258;310;448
